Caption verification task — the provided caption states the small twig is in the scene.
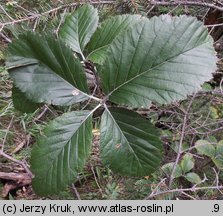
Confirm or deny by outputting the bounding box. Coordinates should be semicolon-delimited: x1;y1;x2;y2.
0;1;115;30
0;5;15;21
187;119;223;132
55;8;67;37
81;85;98;110
0;32;12;43
34;105;49;122
32;18;39;32
91;166;103;196
2;116;14;152
181;191;196;200
0;25;4;32
220;78;223;95
213;168;220;188
146;185;223;199
43;105;58;117
145;178;167;199
214;0;223;7
0;150;33;178
15;3;33;14
169;95;195;188
147;5;155;14
71;183;81;200
206;23;223;27
149;0;223;12
11;134;31;154
168;5;180;15
0;171;31;182
187;126;223;136
131;0;139;14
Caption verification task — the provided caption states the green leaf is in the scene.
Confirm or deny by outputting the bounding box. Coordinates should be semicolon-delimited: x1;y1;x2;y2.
87;15;142;64
208;136;218;143
210;106;219;119
60;5;98;57
195;140;215;158
31;110;93;195
9;57;88;105
184;172;202;184
202;83;213;91
100;107;162;176
12;85;42;113
8;32;88;92
180;154;194;173
100;15;217;108
161;162;182;178
218;140;223;145
212;158;223;169
216;141;223;155
212;142;223;169
7;32;90;105
171;142;189;154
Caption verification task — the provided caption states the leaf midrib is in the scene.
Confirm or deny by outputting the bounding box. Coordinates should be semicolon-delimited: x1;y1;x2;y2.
10;57;91;100
107;16;211;97
42;110;93;184
105;108;145;170
106;37;211;98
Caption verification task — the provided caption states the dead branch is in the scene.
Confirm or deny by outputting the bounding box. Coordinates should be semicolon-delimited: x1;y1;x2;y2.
71;183;81;200
11;134;31;154
0;32;12;43
1;0;223;33
169;94;196;188
149;1;223;12
0;163;24;173
146;185;223;199
0;172;32;198
0;150;33;178
1;116;14;151
0;172;31;183
0;1;115;31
